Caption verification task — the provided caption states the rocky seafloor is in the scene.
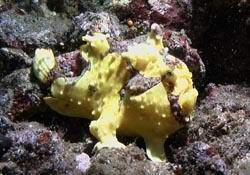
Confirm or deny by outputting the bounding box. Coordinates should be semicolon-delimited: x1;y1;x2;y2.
0;0;250;174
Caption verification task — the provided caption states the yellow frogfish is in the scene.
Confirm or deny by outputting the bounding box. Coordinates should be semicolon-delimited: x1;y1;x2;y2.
33;24;198;162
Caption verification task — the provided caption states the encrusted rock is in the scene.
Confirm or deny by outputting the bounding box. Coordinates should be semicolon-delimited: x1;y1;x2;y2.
86;145;177;175
172;84;250;174
0;48;32;78
0;68;43;118
68;11;122;49
163;30;206;85
3;122;66;174
0;8;71;52
0;133;12;157
174;141;228;175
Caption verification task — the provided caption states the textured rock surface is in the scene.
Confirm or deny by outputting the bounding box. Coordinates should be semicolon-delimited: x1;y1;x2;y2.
0;9;71;53
86;145;177;175
0;48;32;78
170;84;250;174
0;68;42;118
2;122;85;175
163;30;206;85
174;141;228;174
68;11;123;50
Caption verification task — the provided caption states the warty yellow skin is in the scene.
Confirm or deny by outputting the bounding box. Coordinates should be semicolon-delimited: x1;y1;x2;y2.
33;29;198;162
